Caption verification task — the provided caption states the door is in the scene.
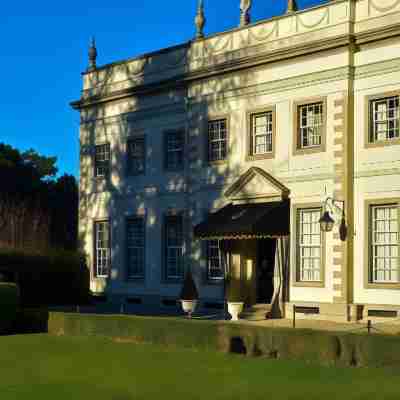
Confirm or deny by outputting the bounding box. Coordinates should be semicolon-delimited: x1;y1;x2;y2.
256;238;277;304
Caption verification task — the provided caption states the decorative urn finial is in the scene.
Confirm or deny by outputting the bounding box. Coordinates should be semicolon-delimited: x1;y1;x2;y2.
286;0;298;13
240;0;252;27
195;0;206;39
88;37;97;72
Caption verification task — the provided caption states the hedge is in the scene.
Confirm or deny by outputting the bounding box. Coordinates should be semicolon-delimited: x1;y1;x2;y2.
48;312;400;368
0;249;90;306
0;283;20;334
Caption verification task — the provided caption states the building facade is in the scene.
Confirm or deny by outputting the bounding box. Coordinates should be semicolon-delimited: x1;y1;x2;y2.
72;0;400;322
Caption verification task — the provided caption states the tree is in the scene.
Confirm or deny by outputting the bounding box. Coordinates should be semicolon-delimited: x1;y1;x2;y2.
0;142;77;251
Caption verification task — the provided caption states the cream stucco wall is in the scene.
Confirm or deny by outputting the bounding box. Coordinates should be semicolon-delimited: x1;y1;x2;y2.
75;0;400;319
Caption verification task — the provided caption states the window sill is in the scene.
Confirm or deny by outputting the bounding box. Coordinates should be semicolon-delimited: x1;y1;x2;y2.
293;146;325;156
246;153;274;161
208;159;228;166
365;139;400;149
127;277;145;282
292;280;325;288
365;282;400;290
205;278;224;285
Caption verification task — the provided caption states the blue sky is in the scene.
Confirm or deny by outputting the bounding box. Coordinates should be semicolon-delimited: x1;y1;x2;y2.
0;0;326;178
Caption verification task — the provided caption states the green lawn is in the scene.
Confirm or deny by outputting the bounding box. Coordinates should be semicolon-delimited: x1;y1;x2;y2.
0;334;399;400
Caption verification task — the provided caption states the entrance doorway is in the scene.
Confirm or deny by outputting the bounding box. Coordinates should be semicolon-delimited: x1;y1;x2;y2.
256;238;277;304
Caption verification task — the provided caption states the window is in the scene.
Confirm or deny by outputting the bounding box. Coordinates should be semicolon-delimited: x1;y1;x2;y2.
127;138;145;175
297;208;322;282
208;119;227;162
369;95;399;143
165;130;184;171
207;240;224;280
126;218;145;280
250;111;273;156
370;204;399;283
298;102;323;149
94;144;110;177
94;221;110;277
164;216;184;280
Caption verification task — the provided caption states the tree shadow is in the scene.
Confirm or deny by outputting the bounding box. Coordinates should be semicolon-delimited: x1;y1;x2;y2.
75;9;293;316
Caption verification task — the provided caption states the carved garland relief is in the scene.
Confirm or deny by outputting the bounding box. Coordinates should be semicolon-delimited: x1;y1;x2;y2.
369;0;400;13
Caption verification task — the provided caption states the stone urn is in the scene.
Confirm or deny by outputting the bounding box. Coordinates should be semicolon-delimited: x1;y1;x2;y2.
181;299;198;319
180;270;199;319
227;301;244;321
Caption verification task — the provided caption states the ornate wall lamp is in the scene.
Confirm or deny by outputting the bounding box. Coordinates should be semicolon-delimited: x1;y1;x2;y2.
319;197;348;241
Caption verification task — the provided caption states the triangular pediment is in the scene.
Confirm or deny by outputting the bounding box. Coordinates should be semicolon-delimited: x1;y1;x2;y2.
225;167;289;202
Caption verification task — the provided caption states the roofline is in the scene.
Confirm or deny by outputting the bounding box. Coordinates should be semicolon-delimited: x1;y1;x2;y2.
81;0;345;76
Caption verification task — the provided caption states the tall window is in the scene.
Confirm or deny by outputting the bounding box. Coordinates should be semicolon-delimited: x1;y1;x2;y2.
370;205;399;283
250;111;273;155
207;240;224;280
164;216;184;280
165;130;184;171
126;218;145;280
94;143;110;177
297;208;322;282
298;102;323;149
370;96;399;143
208;119;227;162
127;138;145;175
94;221;110;277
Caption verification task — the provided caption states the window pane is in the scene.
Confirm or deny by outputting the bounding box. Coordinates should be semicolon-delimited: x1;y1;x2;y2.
165;217;184;279
208;119;227;161
126;218;145;279
95;144;110;177
251;111;273;155
207;240;224;280
166;131;184;170
298;102;323;149
95;221;110;277
298;208;322;282
371;96;400;143
127;138;145;175
371;204;399;283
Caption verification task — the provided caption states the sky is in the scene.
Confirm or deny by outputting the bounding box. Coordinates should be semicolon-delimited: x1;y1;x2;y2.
0;0;326;178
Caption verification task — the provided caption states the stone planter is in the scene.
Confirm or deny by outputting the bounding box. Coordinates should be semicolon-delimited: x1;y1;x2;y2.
228;302;244;321
181;299;198;318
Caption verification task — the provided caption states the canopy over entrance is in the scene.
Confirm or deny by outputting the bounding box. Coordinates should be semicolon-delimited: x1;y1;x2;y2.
193;200;290;240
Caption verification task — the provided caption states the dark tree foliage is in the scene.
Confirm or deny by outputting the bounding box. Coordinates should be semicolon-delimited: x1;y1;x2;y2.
0;143;78;251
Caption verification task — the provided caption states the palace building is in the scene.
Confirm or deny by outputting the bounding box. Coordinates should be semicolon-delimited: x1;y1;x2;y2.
72;0;400;322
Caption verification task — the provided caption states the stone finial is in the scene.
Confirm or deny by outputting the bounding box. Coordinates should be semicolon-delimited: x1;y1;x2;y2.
195;0;206;39
88;37;97;72
286;0;298;13
240;0;252;27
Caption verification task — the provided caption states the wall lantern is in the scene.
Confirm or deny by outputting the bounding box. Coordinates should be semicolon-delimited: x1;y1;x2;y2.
319;197;348;241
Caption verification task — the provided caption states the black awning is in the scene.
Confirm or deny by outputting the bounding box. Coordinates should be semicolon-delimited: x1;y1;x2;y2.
193;200;290;240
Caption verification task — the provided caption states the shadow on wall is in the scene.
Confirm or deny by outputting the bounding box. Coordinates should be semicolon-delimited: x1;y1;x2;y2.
77;38;275;311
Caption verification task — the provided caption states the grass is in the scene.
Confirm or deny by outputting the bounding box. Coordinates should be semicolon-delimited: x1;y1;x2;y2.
0;334;399;400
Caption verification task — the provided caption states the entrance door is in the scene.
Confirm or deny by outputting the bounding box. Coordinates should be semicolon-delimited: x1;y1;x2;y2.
256;238;277;304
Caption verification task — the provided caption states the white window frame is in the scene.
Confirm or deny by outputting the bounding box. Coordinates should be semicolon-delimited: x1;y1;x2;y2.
297;208;322;282
370;96;400;143
165;130;184;171
208;119;227;162
298;102;323;149
207;240;224;281
127;137;145;176
165;216;184;281
126;217;145;280
370;204;399;284
94;143;110;177
94;220;110;278
251;111;273;155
